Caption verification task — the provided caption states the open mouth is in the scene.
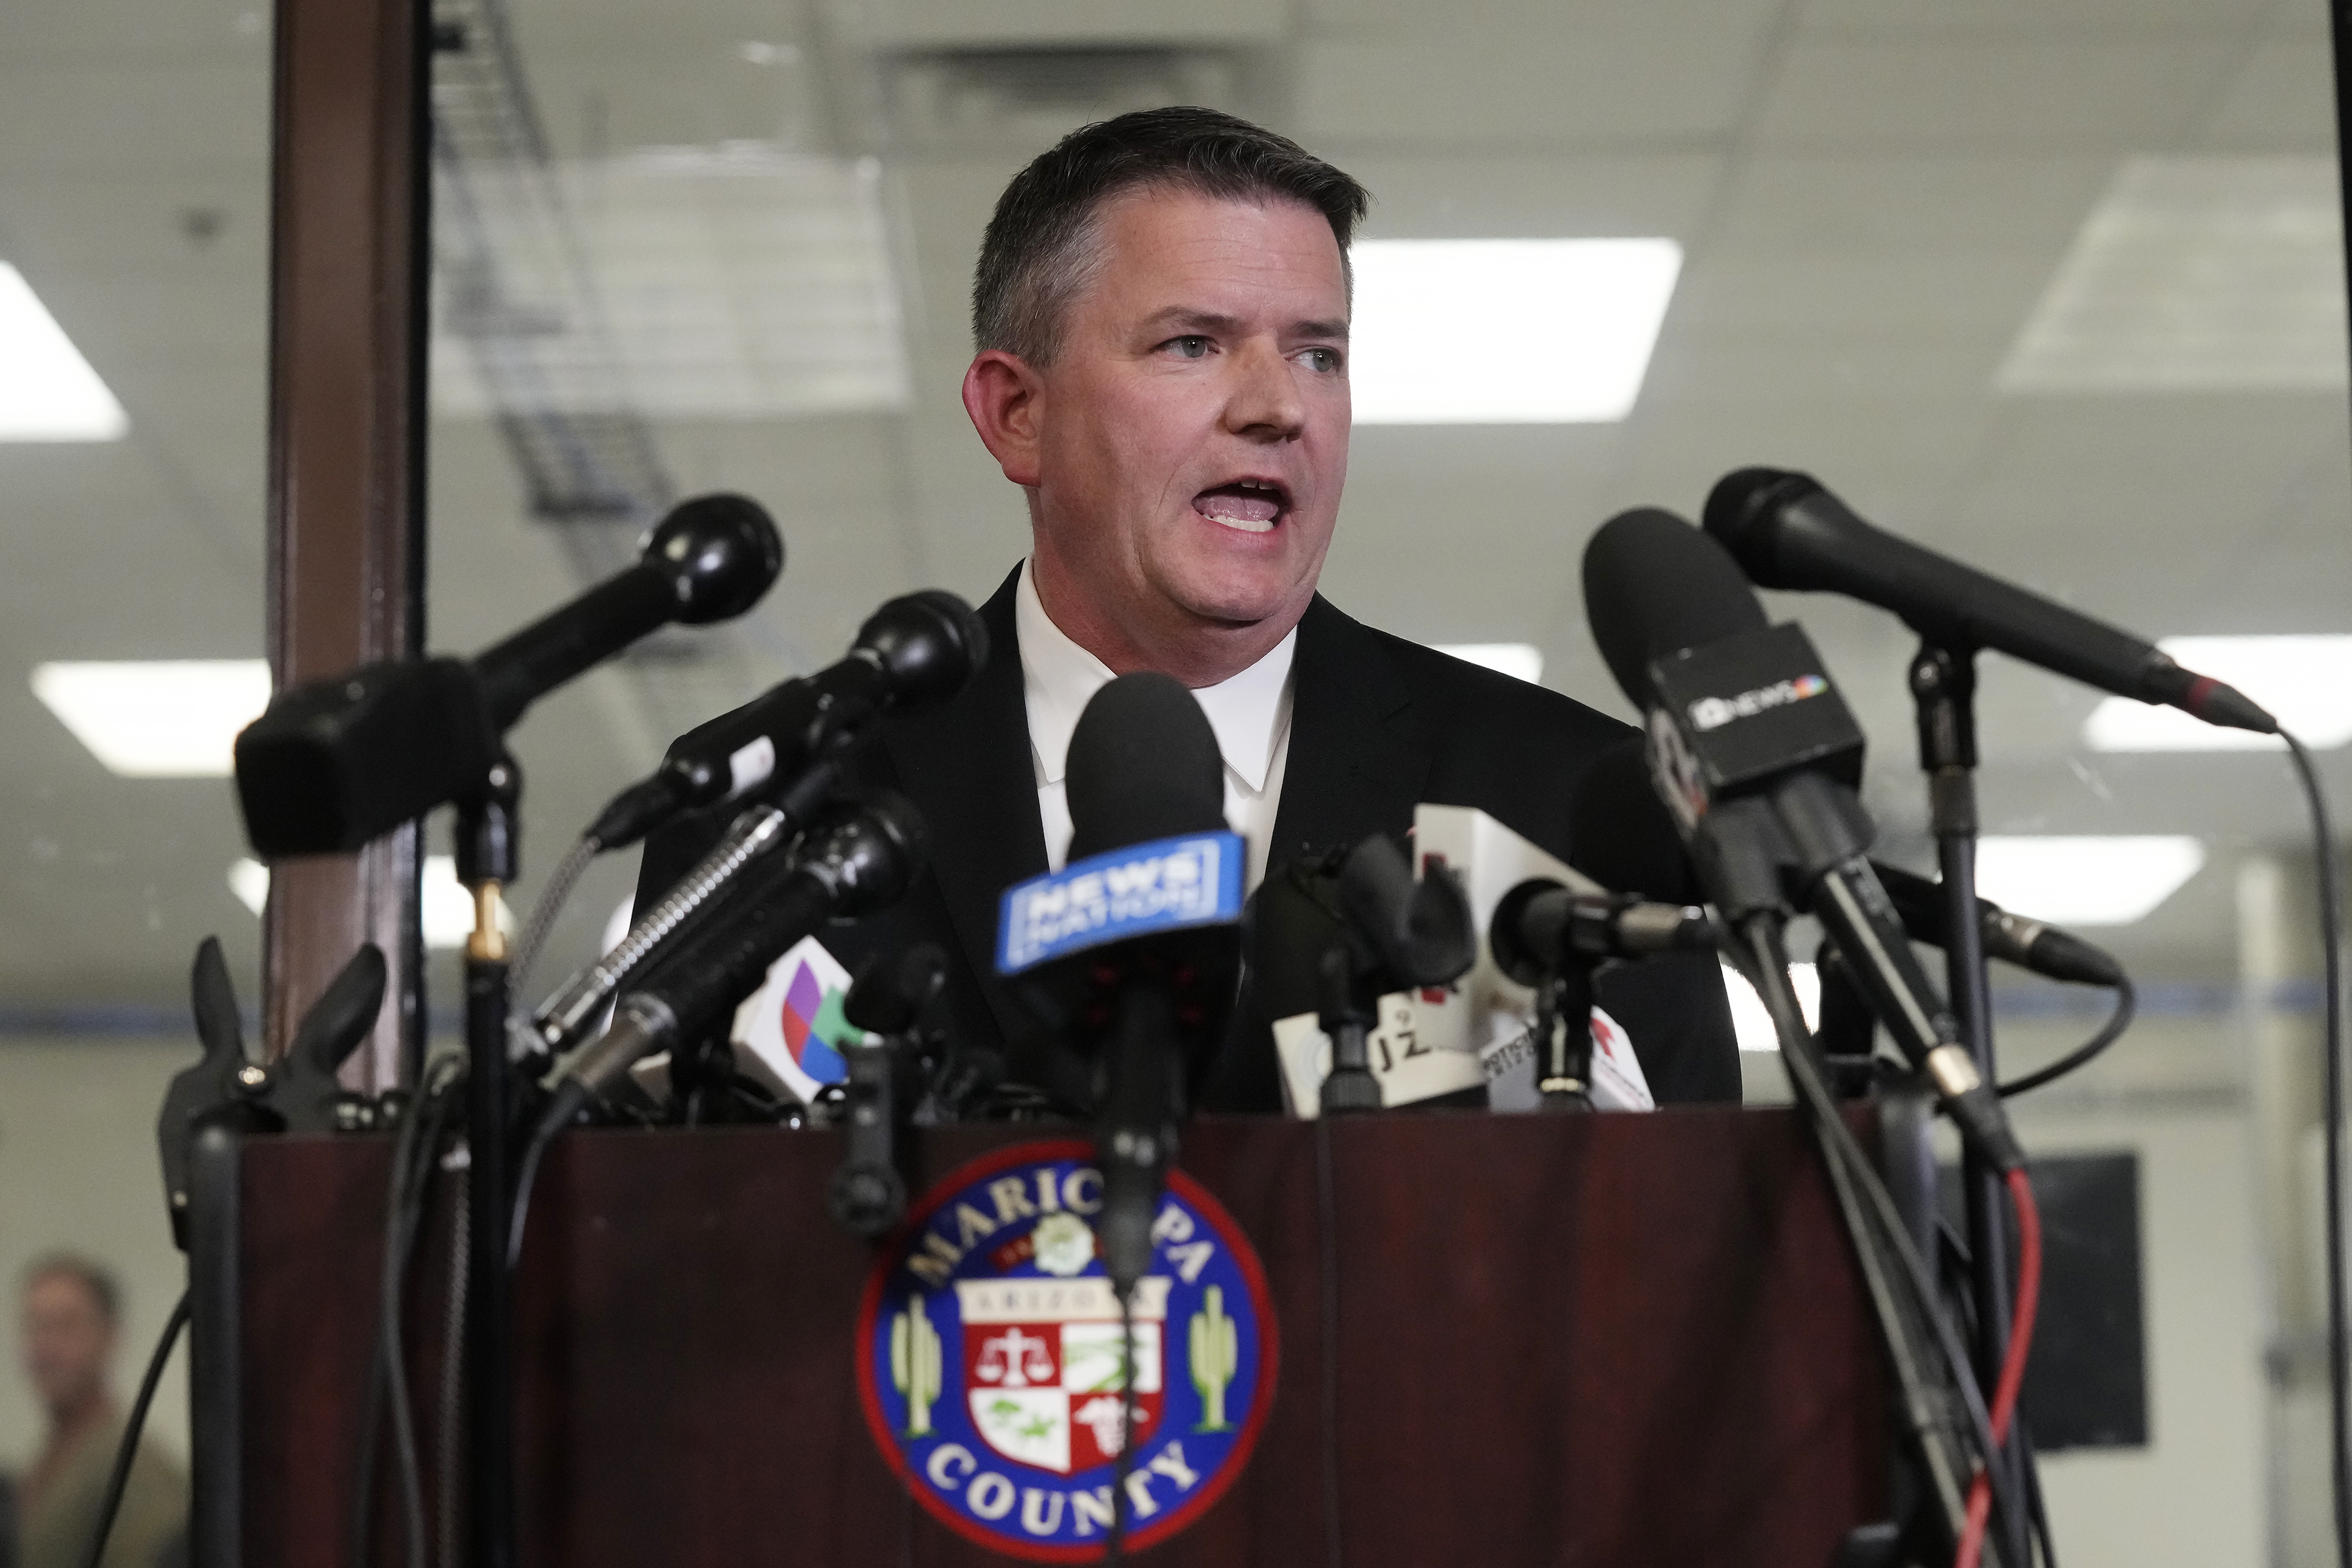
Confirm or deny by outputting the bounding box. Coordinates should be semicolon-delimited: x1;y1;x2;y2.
1192;478;1290;536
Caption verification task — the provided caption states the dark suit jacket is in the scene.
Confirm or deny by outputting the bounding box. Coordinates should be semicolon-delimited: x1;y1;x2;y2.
640;566;1742;1110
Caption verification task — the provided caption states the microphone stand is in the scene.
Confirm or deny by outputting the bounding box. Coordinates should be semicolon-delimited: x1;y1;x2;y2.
1909;642;2029;1568
457;756;521;1568
1315;946;1383;1115
1535;962;1597;1111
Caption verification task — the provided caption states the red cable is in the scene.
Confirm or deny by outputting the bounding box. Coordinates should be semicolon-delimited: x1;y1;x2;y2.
1954;1168;2044;1568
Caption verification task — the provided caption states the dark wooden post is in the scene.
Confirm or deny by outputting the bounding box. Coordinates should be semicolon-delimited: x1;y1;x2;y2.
261;0;429;1082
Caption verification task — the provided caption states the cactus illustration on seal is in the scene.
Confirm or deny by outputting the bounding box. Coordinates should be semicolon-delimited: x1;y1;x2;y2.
1188;1285;1238;1431
891;1294;943;1437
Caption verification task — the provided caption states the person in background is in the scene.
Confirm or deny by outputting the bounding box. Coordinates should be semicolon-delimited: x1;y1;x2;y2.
14;1256;184;1568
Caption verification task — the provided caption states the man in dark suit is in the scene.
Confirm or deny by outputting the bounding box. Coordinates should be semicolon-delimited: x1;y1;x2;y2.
649;106;1739;1109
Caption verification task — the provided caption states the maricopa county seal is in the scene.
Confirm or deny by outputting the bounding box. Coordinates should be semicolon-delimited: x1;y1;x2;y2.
856;1140;1276;1560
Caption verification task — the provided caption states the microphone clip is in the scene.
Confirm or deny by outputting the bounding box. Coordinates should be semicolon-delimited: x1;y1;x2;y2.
828;944;952;1239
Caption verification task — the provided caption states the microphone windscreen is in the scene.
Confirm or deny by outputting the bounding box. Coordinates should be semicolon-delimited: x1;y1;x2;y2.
1064;672;1227;860
1581;507;1769;709
644;493;786;624
856;589;990;710
1569;735;1703;904
1699;468;1816;583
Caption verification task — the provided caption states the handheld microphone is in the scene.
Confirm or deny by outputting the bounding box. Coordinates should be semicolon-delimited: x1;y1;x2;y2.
1871;862;2124;990
997;673;1241;1297
1582;507;2022;1168
1484;874;1708;1109
534;792;926;1135
1703;468;2273;734
587;589;987;851
1486;881;1712;985
533;589;982;1052
235;493;783;857
1571;735;2123;989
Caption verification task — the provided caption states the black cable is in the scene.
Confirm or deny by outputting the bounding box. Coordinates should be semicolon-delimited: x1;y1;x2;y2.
506;1119;558;1272
508;832;599;999
347;1309;389;1568
352;1060;463;1568
1938;1210;2056;1568
436;1168;472;1568
2020;1423;2057;1568
2287;731;2351;1568
382;1090;446;1568
1315;1118;1343;1568
80;1291;190;1568
1997;978;2136;1099
1740;921;1976;1543
1744;917;2033;1556
1102;1286;1139;1565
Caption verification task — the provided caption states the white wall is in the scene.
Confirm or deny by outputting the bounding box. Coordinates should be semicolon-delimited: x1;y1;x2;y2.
0;1038;191;1473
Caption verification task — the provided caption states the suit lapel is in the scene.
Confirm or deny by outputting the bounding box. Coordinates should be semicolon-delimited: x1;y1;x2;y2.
1267;596;1431;866
878;566;1045;1047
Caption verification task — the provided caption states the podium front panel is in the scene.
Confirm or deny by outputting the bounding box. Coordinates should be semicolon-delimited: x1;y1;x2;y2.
237;1109;1885;1565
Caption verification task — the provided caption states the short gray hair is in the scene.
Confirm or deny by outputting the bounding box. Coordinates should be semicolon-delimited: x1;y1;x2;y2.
973;106;1371;366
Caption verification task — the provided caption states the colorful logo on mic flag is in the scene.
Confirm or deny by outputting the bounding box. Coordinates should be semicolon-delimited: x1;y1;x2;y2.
996;831;1245;975
857;1140;1276;1561
729;934;857;1103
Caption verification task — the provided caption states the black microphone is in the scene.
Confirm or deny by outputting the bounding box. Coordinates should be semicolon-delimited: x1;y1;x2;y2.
1582;506;2022;1168
587;589;987;850
534;792;926;1135
1008;672;1239;1296
1872;862;2124;989
1571;734;2123;989
1486;881;1712;986
235;494;783;857
1704;468;2273;734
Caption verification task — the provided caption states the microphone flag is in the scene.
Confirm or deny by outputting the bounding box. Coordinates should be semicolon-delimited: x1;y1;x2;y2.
996;832;1245;976
730;934;859;1105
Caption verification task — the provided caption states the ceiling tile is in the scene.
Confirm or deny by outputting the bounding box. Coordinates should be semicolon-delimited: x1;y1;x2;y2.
1750;39;2240;152
1298;25;1775;145
1343;152;1725;240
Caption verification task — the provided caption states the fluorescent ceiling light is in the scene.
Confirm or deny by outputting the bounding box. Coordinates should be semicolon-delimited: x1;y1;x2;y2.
1434;643;1543;683
230;855;508;951
434;146;908;420
32;660;270;777
2084;635;2352;751
1997;157;2346;393
1722;962;1821;1054
1349;238;1681;425
1974;836;2205;926
0;263;128;440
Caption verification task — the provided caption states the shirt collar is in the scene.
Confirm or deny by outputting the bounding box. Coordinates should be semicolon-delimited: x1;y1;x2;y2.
1016;559;1297;792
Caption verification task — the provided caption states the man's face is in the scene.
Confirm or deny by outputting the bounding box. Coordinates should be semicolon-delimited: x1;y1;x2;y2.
22;1272;112;1419
990;188;1352;659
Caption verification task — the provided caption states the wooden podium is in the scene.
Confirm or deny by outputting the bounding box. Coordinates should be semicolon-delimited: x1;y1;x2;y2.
227;1108;1889;1566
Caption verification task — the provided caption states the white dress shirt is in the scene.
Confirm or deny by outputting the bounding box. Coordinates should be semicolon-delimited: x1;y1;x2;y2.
1016;560;1295;892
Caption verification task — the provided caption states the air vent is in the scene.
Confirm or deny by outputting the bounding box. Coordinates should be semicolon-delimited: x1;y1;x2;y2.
873;46;1253;148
